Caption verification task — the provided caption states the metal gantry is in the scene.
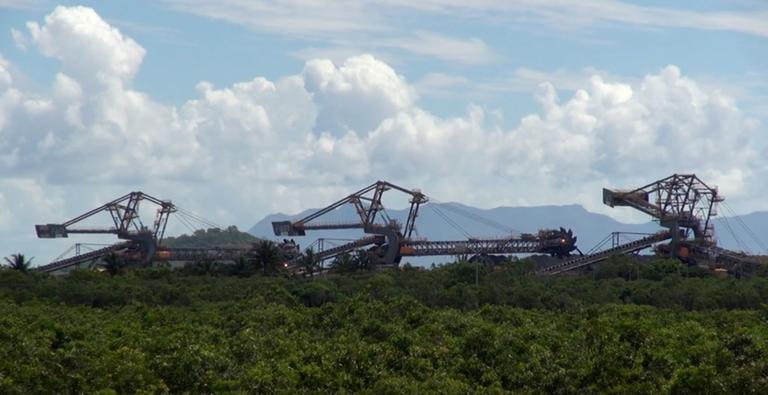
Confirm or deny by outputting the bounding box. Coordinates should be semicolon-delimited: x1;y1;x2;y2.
272;181;427;237
36;191;176;243
33;173;762;276
591;173;756;272
35;192;176;272
273;180;578;266
542;174;743;275
603;174;722;250
272;181;430;265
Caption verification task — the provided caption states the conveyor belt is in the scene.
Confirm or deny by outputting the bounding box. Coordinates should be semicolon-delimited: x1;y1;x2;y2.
35;242;133;274
540;231;672;275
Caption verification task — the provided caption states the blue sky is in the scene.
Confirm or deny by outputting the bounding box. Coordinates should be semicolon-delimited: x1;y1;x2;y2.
3;0;765;118
0;0;766;263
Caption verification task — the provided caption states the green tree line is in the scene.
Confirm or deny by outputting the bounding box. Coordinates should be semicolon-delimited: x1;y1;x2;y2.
1;254;768;392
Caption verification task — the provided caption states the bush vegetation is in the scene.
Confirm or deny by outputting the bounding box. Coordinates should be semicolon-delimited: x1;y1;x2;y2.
1;255;767;393
162;226;260;248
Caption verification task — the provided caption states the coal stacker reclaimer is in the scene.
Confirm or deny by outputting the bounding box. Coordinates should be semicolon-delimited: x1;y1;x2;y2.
272;180;578;270
541;173;761;275
34;192;176;274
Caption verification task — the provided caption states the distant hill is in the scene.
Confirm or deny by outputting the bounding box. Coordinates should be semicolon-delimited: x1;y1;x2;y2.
249;204;768;261
711;212;768;254
249;203;657;261
163;226;261;248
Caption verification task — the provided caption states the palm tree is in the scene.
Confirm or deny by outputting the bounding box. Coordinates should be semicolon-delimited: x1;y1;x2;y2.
331;253;356;273
254;240;281;275
102;252;124;276
354;249;375;271
4;253;33;273
300;248;319;278
193;257;217;276
231;255;252;277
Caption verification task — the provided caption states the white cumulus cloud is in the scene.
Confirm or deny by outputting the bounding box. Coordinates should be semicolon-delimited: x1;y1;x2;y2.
21;5;145;89
303;55;415;134
0;5;764;263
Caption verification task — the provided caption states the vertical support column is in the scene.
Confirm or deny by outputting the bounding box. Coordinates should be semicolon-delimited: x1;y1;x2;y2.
611;232;620;248
662;220;681;258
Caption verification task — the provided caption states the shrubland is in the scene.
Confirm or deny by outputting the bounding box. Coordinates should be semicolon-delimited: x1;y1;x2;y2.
1;256;767;393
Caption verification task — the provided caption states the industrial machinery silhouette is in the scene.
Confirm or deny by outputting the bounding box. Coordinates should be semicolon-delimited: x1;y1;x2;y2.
272;180;578;267
604;174;720;253
34;192;176;273
540;174;756;275
32;174;761;276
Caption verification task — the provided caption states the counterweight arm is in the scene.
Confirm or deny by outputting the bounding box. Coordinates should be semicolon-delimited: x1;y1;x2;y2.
35;191;175;244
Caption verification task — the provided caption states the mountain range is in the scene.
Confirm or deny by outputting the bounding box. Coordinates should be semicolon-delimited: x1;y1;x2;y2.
249;203;768;264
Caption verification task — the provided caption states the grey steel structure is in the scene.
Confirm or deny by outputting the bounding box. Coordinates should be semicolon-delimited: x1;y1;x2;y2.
272;180;578;266
33;174;760;276
544;173;756;275
35;192;176;273
603;173;721;255
402;229;577;257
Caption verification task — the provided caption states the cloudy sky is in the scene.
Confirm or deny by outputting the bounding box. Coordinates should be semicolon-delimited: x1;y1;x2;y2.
0;1;766;263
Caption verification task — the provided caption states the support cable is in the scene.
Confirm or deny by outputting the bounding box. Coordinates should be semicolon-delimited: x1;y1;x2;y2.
177;210;217;232
428;205;472;239
720;214;751;254
729;204;768;253
175;207;221;229
722;202;767;253
52;244;77;262
428;197;517;235
174;214;199;235
585;233;614;255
